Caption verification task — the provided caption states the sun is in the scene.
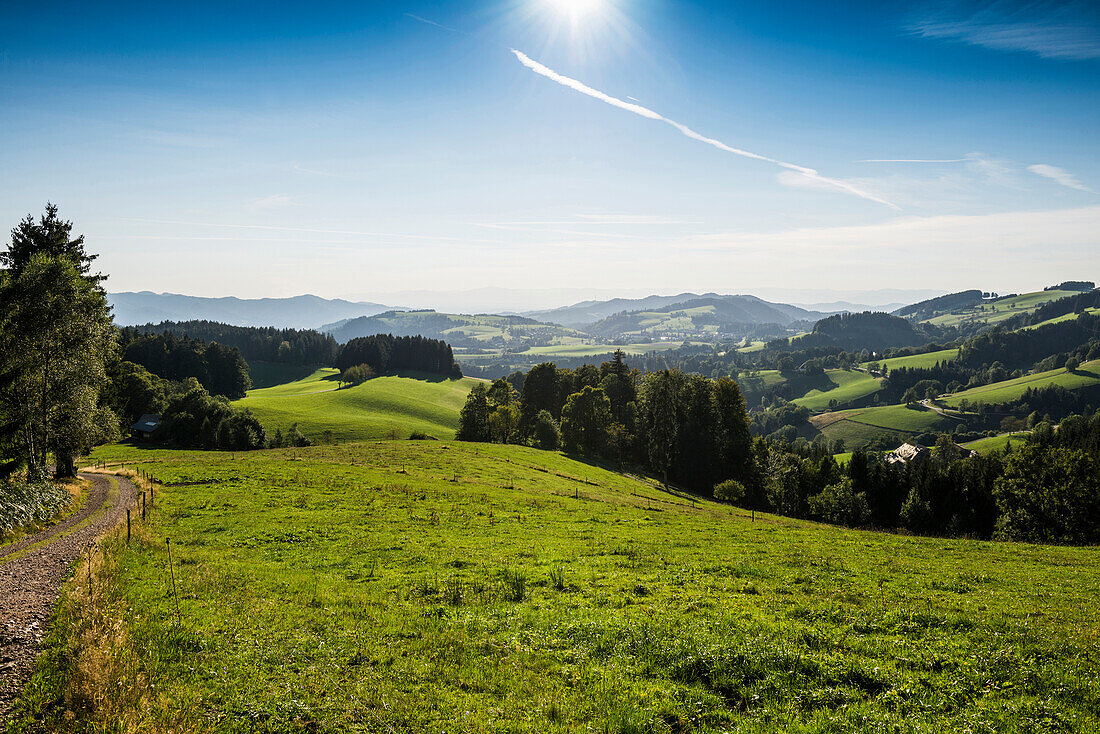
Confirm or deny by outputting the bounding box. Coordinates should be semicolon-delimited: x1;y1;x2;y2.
546;0;606;23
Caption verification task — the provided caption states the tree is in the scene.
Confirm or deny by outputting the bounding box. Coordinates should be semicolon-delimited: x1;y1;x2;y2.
532;410;560;450
341;363;375;385
994;443;1100;544
640;371;680;486
1;203;102;282
1066;357;1080;373
457;384;491;442
808;477;869;526
520;362;561;424
488;404;521;444
560;386;612;455
0;253;115;477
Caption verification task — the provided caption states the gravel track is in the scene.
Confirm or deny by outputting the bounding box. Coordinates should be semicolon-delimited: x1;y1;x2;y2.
0;473;137;721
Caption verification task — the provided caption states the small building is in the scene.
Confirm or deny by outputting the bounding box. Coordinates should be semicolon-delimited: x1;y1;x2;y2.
886;442;929;466
131;414;161;440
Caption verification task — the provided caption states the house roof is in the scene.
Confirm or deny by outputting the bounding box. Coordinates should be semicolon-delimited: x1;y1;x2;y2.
886;442;928;465
132;414;161;433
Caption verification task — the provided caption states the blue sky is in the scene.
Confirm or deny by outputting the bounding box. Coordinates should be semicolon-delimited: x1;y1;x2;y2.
1;0;1097;304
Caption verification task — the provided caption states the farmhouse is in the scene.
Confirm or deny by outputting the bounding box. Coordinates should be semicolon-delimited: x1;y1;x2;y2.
131;414;161;440
886;442;928;466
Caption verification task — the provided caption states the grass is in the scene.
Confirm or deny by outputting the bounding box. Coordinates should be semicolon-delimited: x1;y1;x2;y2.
864;348;960;371
961;433;1030;454
234;371;478;442
924;290;1076;328
942;360;1100;407
14;440;1100;732
1016;307;1100;332
812;403;955;447
519;342;683;358
791;370;882;412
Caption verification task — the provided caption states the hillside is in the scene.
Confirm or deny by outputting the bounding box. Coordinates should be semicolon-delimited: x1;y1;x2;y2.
585;296;827;340
108;292;390;329
922;289;1079;328
528;293;829;330
791;312;934;352
790;369;882;411
942;360;1100;407
322;309;579;346
893;290;984;320
53;440;1100;732
811;403;956;446
233;369;476;441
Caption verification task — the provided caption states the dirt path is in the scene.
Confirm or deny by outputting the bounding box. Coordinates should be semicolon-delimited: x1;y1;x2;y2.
0;473;137;722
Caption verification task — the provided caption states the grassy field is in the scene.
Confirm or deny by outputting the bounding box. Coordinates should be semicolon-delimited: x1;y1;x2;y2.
864;349;960;372
234;372;477;442
791;370;881;412
961;432;1030;454
519;342;683;358
924;290;1076;328
941;360;1100;407
1017;307;1100;331
12;440;1100;732
812;404;956;447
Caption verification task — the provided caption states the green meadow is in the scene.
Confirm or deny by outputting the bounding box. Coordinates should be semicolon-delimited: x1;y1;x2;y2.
924;290;1076;328
234;371;478;442
942;360;1100;407
864;348;960;371
13;439;1100;733
812;404;955;446
791;369;881;412
961;432;1031;454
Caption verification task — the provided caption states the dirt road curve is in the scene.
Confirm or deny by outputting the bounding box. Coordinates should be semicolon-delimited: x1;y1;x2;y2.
0;473;137;722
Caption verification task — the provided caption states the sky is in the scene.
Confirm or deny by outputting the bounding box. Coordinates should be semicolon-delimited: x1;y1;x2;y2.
1;0;1098;307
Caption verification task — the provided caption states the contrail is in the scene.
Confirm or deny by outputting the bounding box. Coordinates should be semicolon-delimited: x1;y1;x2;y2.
510;49;899;210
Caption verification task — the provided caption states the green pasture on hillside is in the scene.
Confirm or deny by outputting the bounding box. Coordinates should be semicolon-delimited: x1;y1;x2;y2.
942;360;1100;407
234;372;477;442
961;433;1030;454
19;441;1099;733
519;342;682;358
1017;307;1100;331
864;349;959;372
924;290;1075;328
791;370;881;412
812;404;955;447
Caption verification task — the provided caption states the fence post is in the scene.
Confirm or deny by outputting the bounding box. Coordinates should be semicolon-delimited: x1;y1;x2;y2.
127;509;131;545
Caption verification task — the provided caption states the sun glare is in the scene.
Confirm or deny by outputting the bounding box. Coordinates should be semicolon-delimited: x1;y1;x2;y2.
548;0;605;23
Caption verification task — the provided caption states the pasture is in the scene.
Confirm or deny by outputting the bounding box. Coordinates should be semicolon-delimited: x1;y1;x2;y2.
13;440;1100;732
811;403;955;447
941;360;1100;407
234;372;477;442
923;290;1076;328
791;369;881;412
864;348;959;372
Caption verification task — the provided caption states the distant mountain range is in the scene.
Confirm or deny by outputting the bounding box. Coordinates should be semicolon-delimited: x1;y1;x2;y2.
108;292;392;330
525;293;834;330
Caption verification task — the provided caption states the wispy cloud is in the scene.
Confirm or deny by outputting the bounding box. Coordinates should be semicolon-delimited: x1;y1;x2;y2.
909;3;1100;60
859;158;967;163
510;49;900;210
114;217;479;243
1028;164;1097;193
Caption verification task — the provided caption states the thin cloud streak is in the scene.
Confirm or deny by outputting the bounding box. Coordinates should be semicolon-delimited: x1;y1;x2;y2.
510;49;900;210
1028;164;1097;194
860;159;967;163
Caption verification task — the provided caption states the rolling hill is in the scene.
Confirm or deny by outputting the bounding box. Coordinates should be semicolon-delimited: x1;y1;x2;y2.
584;295;829;339
233;368;477;441
322;310;579;346
921;289;1079;328
109;292;390;329
527;293;831;330
942;360;1100;407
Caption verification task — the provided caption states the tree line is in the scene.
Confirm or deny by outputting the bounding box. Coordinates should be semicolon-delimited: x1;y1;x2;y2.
120;330;251;400
128;320;337;366
335;334;462;378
